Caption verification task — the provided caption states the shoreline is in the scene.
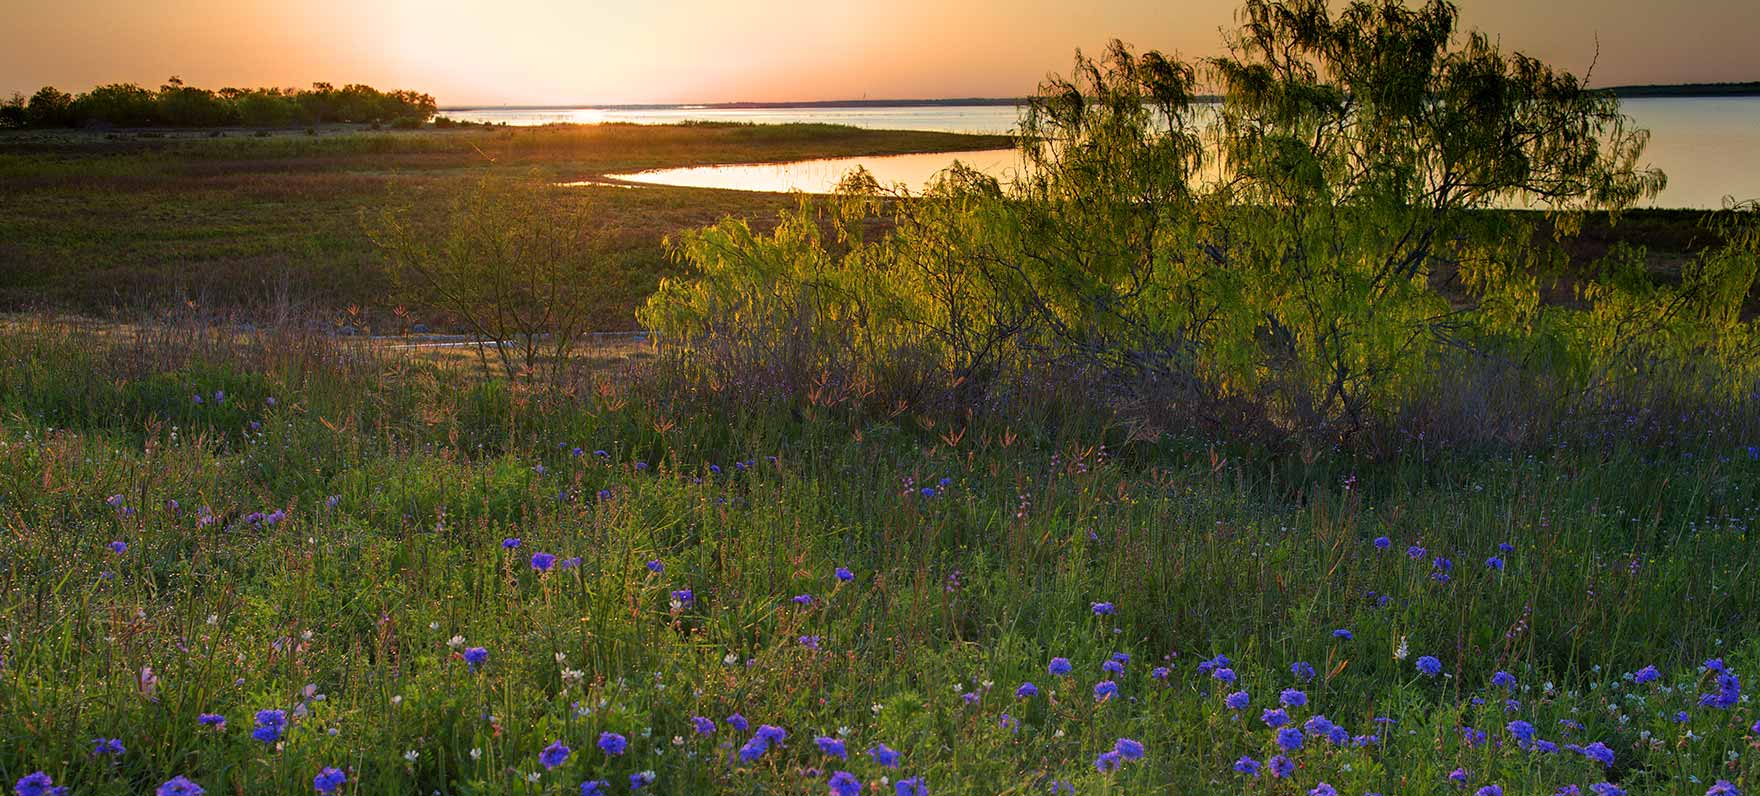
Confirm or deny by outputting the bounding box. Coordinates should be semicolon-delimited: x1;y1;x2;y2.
0;123;1747;327
437;85;1760;112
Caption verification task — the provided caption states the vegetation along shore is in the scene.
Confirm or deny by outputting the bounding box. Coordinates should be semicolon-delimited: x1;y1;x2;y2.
2;1;1758;795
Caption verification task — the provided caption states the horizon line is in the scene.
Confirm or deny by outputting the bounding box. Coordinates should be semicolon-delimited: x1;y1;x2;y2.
437;80;1760;111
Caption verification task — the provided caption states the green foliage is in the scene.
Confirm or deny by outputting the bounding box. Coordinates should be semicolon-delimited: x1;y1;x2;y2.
371;179;619;383
72;83;160;127
0;122;1004;325
3;78;436;129
27;86;75;126
0;321;1757;794
1544;205;1760;396
0;94;22;129
641;0;1760;437
151;77;235;127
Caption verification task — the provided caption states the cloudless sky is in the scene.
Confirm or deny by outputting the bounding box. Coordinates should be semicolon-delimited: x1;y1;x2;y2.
3;0;1757;105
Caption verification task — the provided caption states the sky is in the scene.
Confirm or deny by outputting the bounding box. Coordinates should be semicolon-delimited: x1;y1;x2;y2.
3;0;1757;106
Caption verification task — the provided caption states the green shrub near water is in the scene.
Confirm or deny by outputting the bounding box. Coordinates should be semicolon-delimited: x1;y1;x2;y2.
640;0;1760;439
4;1;1760;794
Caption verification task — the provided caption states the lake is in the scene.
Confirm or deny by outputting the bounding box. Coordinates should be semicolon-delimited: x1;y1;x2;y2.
453;99;1760;208
597;148;1023;194
444;104;1024;134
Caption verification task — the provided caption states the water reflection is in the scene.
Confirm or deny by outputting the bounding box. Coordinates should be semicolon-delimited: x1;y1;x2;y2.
446;105;1023;135
575;98;1760;208
1623;99;1760;209
605;149;1022;194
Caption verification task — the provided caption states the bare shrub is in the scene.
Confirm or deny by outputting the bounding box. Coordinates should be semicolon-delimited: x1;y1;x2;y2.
371;178;612;384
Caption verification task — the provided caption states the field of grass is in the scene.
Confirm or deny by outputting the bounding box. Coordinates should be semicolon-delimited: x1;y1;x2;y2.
3;117;1758;796
0;317;1755;796
1;124;1746;332
0;124;1012;325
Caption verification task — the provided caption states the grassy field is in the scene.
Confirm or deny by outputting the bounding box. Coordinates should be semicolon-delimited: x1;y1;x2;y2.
0;124;1012;325
1;120;1757;796
0;315;1755;796
1;124;1746;332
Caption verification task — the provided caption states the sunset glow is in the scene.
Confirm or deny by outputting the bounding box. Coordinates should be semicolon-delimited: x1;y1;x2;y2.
4;0;1757;105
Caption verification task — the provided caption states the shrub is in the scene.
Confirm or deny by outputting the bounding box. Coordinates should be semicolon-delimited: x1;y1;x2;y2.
26;86;75;127
371;179;615;384
641;0;1760;440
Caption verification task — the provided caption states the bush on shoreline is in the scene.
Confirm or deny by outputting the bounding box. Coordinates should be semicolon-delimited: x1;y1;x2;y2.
640;0;1760;444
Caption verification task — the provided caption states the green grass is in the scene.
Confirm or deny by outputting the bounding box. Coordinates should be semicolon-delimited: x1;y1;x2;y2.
0;124;1012;322
0;320;1755;795
2;124;1743;328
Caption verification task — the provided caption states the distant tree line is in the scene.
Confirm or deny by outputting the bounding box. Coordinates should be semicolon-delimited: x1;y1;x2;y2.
0;78;437;129
1606;81;1760;98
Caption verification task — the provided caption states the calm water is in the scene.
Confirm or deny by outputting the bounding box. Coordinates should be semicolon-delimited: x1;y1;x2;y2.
602;149;1023;193
462;99;1760;208
446;104;1023;134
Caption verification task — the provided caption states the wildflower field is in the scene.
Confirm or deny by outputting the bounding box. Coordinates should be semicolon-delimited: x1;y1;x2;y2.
0;319;1755;796
6;1;1760;793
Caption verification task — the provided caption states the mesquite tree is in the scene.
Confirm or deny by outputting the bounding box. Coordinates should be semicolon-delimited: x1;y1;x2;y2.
643;0;1757;437
1008;0;1669;431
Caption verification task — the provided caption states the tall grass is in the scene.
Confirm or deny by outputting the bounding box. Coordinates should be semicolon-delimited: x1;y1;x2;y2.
0;124;1011;323
0;317;1754;795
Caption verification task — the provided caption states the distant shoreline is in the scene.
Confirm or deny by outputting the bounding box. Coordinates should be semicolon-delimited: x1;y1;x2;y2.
1601;81;1760;98
441;82;1760;112
439;98;1030;112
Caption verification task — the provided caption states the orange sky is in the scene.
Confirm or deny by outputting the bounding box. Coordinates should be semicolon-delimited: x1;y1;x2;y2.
3;0;1757;106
